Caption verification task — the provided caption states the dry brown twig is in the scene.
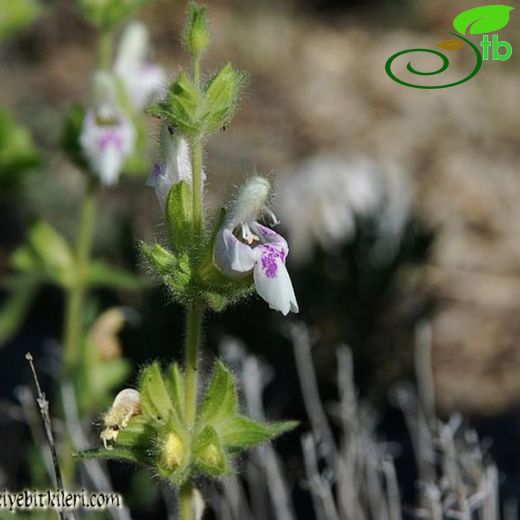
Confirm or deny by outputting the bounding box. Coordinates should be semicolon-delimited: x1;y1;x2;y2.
25;351;71;520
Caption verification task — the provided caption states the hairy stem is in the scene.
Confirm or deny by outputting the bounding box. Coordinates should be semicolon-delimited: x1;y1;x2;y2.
184;303;204;426
179;52;205;520
180;303;204;520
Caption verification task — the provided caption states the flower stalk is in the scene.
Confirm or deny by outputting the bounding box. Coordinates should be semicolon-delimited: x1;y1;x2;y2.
63;179;97;380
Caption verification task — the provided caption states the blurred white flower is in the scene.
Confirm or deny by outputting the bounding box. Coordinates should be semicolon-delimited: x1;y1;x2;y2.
80;72;135;186
146;124;192;207
214;177;298;316
114;22;166;110
275;155;411;263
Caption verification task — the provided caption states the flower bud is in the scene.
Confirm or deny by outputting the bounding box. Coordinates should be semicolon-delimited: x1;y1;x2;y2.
183;2;209;57
161;431;186;470
199;442;222;467
228;176;271;228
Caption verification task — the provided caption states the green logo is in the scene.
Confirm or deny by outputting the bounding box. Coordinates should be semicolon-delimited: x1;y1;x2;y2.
385;5;514;89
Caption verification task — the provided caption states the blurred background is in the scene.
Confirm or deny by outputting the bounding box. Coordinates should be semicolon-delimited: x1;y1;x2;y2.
1;0;519;518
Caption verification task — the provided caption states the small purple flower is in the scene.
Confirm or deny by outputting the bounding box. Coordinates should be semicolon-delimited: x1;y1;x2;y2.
213;177;298;316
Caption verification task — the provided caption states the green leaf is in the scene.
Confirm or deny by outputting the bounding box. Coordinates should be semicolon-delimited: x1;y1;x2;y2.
0;109;39;189
453;5;514;35
198;361;237;425
0;276;39;346
86;261;147;290
75;446;142;464
220;416;298;450
28;220;74;274
11;221;75;287
139;362;178;425
203;63;244;133
0;0;43;42
192;425;229;476
166;181;193;254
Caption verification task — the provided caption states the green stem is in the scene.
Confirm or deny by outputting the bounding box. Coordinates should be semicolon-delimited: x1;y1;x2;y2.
180;303;203;520
179;50;205;520
190;53;203;242
180;483;194;520
99;29;113;70
63;181;97;380
184;303;204;426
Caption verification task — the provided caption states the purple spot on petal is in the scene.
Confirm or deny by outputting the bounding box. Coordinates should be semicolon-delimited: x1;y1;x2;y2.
260;244;286;278
97;129;124;152
152;163;165;178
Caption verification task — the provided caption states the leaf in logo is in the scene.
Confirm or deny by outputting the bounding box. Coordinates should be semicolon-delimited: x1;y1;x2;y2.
437;39;464;51
452;5;514;35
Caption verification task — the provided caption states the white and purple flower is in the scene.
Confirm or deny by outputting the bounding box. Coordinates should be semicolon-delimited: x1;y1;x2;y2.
146;125;193;207
114;22;166;110
80;101;135;186
213;177;298;316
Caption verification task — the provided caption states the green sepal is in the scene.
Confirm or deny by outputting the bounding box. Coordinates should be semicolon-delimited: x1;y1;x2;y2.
203;63;244;134
192;425;229;476
139;362;179;426
165;363;185;420
166;180;193;254
165;252;193;297
156;417;191;484
220;417;299;451
205;292;229;312
183;2;209;57
140;242;194;304
198;361;237;426
140;242;177;277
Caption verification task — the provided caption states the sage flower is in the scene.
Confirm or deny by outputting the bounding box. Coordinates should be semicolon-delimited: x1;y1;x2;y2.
80;72;135;186
80;108;135;186
146;125;192;207
213;177;298;316
114;22;166;110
